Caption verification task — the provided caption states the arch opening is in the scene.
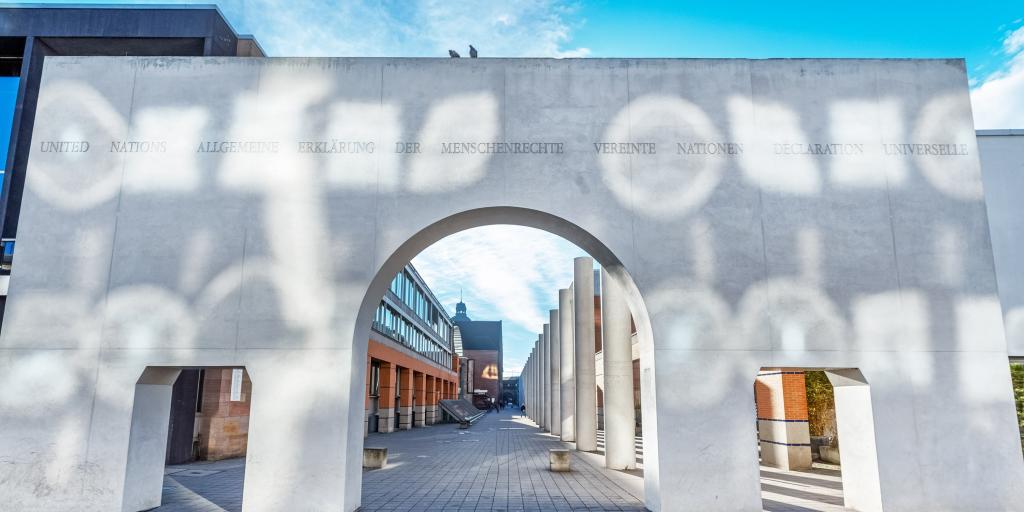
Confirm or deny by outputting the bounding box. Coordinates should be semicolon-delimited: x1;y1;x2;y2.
347;207;660;511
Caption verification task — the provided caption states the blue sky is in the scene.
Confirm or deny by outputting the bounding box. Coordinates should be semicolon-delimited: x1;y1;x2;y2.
4;1;1023;375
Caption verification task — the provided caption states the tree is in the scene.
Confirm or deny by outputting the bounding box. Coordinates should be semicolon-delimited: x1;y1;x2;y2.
1010;363;1024;453
805;371;837;444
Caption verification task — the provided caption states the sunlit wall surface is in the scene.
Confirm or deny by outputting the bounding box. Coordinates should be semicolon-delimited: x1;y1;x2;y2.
1;57;1022;512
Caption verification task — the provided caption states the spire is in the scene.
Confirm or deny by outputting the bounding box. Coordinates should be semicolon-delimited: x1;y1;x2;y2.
453;292;470;322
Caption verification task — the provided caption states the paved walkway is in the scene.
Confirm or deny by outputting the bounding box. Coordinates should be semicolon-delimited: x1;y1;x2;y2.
760;464;846;512
361;412;645;511
156;411;848;511
159;458;246;512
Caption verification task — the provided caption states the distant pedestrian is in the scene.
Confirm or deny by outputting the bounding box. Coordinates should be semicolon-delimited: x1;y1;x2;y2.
520;403;526;416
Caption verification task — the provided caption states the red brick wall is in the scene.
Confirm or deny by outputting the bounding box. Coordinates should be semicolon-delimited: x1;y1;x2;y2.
196;369;251;461
754;370;808;420
367;338;457;408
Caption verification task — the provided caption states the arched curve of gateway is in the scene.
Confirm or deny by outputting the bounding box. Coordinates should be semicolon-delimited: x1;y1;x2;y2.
0;20;1021;512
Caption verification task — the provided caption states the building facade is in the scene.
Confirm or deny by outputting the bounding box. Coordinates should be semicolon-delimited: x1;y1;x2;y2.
367;264;459;433
452;301;503;408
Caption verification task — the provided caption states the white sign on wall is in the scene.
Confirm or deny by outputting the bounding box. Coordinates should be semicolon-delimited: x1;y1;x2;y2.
230;368;243;402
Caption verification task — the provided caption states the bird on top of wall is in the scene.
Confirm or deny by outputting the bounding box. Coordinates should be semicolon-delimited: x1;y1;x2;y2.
449;49;460;58
469;45;478;58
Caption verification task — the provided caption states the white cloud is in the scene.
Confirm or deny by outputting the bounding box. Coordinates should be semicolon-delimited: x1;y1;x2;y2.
971;25;1024;129
1005;25;1024;54
411;225;591;376
216;0;589;58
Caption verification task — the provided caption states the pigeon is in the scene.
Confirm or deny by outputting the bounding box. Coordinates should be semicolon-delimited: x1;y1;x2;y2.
449;50;460;58
469;45;478;58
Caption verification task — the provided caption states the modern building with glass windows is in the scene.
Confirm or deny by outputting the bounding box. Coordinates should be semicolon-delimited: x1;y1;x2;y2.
367;263;460;434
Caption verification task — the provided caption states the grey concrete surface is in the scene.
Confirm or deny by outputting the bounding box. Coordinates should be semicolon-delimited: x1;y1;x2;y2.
1;57;1021;512
599;269;636;470
559;288;576;442
573;257;598;454
979;131;1024;356
550;311;562;438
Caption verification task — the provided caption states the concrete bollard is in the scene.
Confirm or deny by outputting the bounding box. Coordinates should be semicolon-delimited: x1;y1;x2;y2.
363;447;388;469
549;448;571;472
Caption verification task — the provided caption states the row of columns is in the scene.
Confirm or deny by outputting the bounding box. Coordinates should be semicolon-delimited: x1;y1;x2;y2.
372;361;457;434
521;257;636;470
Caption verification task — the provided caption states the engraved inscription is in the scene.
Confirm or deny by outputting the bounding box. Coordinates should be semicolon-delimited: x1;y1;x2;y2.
395;142;422;154
298;140;375;154
440;142;564;154
593;142;656;154
676;142;743;155
40;141;89;153
774;143;864;155
196;141;279;153
883;143;969;156
110;140;167;153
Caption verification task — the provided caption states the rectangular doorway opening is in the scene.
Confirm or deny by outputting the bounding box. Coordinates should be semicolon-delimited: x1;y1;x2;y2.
755;367;882;512
124;366;251;512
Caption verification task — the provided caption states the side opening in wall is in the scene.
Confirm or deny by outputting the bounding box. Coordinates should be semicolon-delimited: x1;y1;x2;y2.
122;366;251;512
754;367;882;512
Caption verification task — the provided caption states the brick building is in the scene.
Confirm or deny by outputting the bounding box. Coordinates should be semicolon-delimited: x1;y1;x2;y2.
452;300;503;408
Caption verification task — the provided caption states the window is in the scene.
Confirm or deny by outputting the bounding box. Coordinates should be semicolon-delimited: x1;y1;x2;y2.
369;362;380;397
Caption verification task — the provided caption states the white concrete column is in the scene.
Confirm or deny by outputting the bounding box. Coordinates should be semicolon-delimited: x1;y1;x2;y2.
123;367;181;512
827;369;883;512
529;350;536;422
536;337;543;428
541;332;549;431
533;346;539;424
549;311;561;437
526;351;532;421
574;257;598;452
559;287;576;442
601;268;636;470
525;354;530;420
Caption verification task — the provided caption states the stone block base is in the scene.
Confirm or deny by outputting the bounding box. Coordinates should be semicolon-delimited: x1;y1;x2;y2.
363;447;387;468
399;406;413;430
377;409;396;433
550;449;571;472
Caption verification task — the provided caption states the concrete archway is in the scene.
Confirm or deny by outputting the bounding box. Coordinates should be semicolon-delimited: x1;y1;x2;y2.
347;207;661;510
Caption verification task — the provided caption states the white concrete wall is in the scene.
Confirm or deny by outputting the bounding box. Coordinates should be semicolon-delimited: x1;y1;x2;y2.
1;56;1021;512
978;130;1024;356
